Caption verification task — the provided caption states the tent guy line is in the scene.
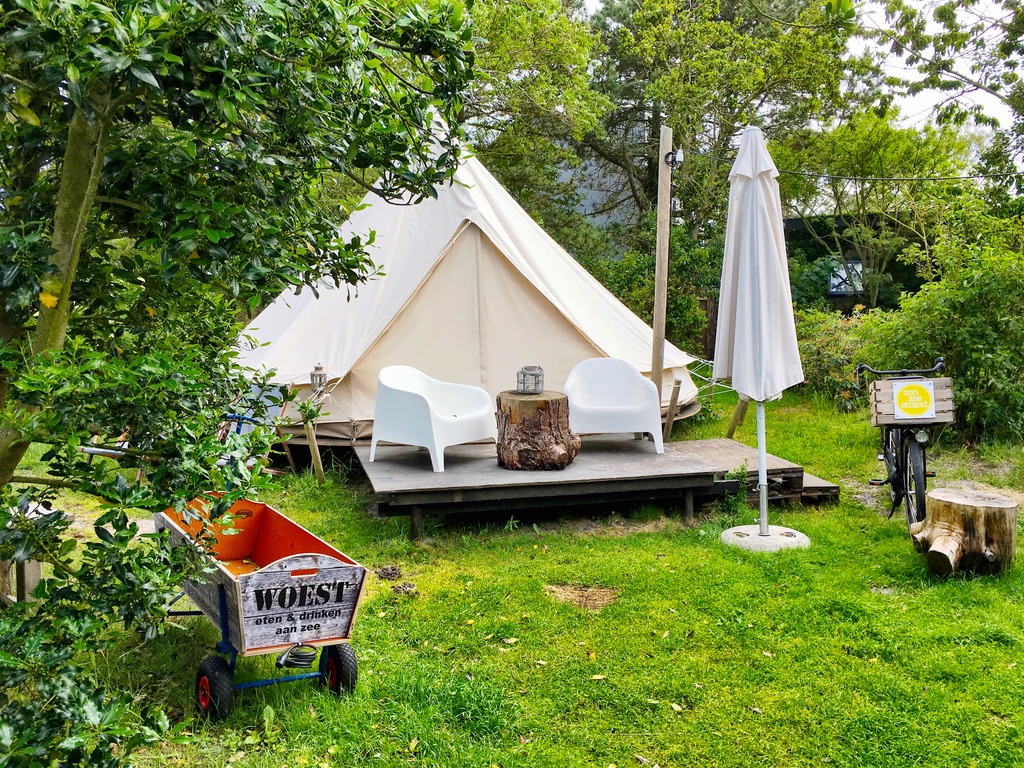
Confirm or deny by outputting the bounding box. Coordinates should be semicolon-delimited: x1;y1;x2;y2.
666;147;1024;183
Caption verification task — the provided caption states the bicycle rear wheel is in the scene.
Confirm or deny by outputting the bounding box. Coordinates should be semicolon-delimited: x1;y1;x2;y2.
883;428;902;506
903;438;927;528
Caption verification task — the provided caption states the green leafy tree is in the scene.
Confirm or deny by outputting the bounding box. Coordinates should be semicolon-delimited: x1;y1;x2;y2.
464;0;611;254
773;111;971;307
0;1;476;764
0;0;475;478
579;0;874;239
872;1;1024;138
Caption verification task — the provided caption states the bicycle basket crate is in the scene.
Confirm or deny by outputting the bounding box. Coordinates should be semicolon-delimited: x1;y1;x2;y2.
869;377;955;427
155;497;366;656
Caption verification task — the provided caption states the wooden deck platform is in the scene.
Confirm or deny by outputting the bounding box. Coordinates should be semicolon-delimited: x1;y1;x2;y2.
354;437;838;537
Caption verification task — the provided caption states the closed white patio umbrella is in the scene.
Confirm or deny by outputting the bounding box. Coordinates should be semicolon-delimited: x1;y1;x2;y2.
713;126;808;551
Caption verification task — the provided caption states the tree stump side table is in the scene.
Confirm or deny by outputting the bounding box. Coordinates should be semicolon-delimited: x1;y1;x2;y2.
911;488;1018;576
496;390;581;470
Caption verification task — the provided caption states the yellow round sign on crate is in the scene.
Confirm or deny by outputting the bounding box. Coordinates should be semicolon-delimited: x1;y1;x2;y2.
892;380;936;419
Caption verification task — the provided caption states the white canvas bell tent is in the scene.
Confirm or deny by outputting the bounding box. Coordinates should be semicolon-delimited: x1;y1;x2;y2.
238;156;699;440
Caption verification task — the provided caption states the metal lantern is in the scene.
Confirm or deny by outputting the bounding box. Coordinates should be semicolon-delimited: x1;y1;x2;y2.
310;364;328;397
516;365;544;395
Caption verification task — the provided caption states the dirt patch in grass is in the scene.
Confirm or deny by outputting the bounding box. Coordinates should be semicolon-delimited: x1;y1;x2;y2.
545;584;620;611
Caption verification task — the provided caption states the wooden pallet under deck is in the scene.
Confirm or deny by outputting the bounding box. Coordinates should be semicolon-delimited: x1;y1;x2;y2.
353;436;838;537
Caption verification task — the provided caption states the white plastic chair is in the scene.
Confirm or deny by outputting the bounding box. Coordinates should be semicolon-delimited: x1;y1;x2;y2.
563;358;664;453
369;366;497;472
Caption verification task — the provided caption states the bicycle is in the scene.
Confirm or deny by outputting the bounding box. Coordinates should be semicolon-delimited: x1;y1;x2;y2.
854;358;951;529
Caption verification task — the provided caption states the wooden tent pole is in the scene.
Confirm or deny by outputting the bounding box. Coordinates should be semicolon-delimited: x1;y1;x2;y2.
651;125;672;394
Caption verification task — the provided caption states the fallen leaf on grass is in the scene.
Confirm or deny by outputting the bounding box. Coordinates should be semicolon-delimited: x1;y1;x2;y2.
504;637;518;644
408;738;419;753
592;674;606;680
588;651;597;661
670;703;683;712
465;619;474;625
762;650;774;658
534;660;547;666
750;707;764;715
662;631;669;639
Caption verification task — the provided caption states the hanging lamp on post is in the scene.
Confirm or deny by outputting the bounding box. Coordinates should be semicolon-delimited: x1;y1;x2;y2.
310;363;328;400
305;363;327;485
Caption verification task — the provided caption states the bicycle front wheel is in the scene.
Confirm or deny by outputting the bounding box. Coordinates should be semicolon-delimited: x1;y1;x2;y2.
903;438;927;528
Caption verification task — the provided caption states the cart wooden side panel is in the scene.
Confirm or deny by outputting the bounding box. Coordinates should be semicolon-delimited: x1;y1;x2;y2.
155;511;246;648
237;554;365;654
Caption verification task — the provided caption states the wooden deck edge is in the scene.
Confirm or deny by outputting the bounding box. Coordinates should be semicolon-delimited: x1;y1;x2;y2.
374;478;740;518
799;472;841;505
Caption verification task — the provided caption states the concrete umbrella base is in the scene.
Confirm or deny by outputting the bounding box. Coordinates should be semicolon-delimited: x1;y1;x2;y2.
720;524;810;552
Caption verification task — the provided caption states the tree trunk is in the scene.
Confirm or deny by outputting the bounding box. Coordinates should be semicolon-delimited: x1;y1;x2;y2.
911;488;1018;576
33;100;110;352
496;391;580;471
0;98;110;486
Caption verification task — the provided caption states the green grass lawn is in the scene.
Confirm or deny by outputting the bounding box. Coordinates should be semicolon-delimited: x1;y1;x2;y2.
76;390;1024;767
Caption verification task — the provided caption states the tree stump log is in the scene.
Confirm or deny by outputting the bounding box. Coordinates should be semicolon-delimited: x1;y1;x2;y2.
911;488;1018;576
496;391;580;471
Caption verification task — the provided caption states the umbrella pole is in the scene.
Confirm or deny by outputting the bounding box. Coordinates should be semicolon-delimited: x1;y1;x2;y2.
756;400;769;536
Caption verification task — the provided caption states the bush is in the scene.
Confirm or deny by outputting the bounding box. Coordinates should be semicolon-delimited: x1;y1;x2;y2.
788;253;836;309
858;246;1024;442
794;307;870;412
578;250;708;352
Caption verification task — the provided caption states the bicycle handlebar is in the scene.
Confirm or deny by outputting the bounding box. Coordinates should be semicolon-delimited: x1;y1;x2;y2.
854;357;945;380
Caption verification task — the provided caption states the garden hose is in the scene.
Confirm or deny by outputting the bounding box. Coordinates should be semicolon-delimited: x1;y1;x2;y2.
275;642;318;669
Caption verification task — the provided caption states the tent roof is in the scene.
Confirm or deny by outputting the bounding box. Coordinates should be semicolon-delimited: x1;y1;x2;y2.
239;156;695;384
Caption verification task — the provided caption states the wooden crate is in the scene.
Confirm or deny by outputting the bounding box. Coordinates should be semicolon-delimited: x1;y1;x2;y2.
869;377;955;427
156;497;366;656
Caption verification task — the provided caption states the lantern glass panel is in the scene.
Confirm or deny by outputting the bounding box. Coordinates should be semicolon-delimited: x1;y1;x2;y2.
310;365;327;396
516;365;544;394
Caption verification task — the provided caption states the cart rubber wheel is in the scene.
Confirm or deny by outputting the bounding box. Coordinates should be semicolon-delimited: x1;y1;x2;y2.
321;644;357;695
196;655;234;720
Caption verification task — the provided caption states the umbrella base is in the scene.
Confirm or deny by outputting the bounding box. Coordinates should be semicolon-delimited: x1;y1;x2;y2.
720;524;810;552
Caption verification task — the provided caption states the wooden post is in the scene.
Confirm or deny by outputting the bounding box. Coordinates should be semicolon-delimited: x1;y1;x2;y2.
0;559;41;605
726;396;750;439
651;125;672;395
911;488;1018;576
663;378;682;443
409;507;425;541
303;421;326;485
